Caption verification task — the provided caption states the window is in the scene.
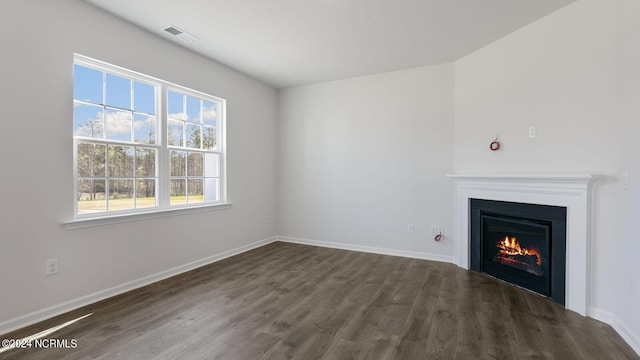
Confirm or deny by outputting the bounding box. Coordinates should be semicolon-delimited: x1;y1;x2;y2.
73;55;226;218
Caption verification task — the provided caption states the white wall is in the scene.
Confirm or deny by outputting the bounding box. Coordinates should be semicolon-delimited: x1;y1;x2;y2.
614;0;640;350
0;0;277;332
278;64;454;260
454;0;639;351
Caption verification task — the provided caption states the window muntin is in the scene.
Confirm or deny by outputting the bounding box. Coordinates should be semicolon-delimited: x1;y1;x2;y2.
73;55;225;218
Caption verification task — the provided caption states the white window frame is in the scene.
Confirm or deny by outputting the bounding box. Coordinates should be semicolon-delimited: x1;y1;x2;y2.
67;54;228;228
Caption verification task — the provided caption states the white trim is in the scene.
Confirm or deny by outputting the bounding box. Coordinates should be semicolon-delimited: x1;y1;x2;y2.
278;236;453;263
0;236;277;336
63;202;232;229
590;307;640;356
447;173;604;316
446;174;602;181
589;307;617;327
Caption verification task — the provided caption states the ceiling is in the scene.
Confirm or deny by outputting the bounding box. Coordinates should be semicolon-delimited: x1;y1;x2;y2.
85;0;576;89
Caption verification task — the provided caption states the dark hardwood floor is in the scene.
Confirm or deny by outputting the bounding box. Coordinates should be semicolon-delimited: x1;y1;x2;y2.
1;242;637;359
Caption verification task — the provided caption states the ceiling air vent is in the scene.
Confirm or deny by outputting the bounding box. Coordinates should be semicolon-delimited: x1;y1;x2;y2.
163;25;198;43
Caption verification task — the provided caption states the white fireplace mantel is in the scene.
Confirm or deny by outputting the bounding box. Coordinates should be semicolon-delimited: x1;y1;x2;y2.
447;174;605;316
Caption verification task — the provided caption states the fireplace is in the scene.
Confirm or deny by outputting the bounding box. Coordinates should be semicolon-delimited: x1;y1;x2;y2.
470;199;567;305
448;174;603;315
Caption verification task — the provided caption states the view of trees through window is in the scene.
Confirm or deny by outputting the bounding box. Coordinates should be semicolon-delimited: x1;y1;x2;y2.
73;56;224;216
167;90;219;206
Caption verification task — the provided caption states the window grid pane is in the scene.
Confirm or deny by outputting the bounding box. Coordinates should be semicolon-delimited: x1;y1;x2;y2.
168;120;185;147
136;179;157;208
74;102;104;139
106;73;132;110
77;142;106;177
77;179;106;214
108;179;135;211
134;81;156;115
186;124;202;149
134;113;157;144
170;179;187;205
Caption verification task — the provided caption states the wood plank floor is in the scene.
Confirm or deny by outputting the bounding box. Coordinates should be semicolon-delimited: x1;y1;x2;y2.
1;242;637;359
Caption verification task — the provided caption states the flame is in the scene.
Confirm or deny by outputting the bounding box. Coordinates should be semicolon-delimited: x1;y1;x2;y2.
497;236;542;266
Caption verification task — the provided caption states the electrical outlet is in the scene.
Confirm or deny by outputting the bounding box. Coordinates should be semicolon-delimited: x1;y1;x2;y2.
633;279;640;297
407;224;415;233
46;258;58;276
622;171;630;190
529;126;536;138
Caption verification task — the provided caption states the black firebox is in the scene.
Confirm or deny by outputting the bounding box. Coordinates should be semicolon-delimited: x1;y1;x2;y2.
470;199;567;305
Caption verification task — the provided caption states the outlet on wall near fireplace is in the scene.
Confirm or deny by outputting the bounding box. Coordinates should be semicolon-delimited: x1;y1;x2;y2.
633;278;640;297
46;258;58;276
622;171;630;189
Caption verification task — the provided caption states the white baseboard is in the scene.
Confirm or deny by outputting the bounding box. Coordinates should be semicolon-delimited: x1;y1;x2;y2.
590;307;616;324
278;236;454;263
0;236;278;336
590;307;640;356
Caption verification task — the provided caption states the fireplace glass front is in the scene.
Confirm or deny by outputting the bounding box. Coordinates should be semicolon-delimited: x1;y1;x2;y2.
470;199;566;305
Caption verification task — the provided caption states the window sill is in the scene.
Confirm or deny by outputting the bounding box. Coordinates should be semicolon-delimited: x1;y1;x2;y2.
62;202;232;230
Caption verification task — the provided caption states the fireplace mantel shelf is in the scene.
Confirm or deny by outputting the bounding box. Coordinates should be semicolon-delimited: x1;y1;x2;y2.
446;174;605;182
